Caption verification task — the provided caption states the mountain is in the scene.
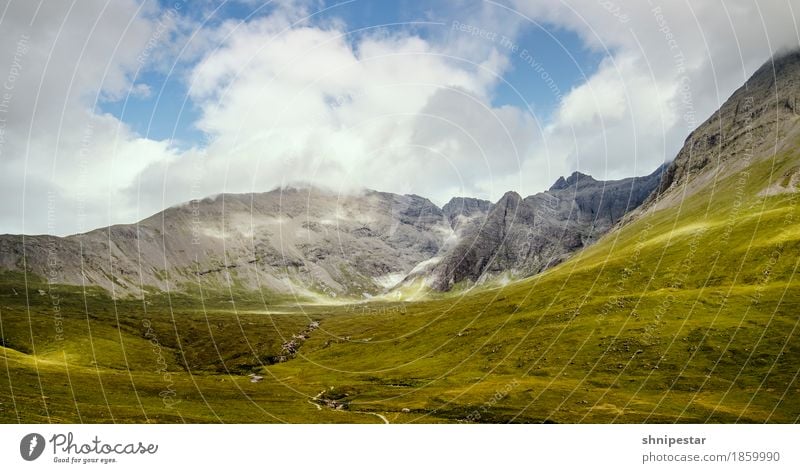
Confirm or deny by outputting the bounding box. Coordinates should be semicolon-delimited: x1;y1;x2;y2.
441;197;492;230
425;165;666;290
0;166;661;299
650;49;800;206
0;187;453;298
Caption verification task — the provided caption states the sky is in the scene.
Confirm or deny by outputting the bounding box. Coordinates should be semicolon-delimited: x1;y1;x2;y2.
0;0;798;236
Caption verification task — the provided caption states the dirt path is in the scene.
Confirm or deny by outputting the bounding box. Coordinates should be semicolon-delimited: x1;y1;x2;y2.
307;390;325;410
367;412;389;424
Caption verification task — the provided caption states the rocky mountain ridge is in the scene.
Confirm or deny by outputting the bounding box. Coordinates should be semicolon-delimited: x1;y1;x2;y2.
648;49;800;208
424;165;666;290
0;167;663;299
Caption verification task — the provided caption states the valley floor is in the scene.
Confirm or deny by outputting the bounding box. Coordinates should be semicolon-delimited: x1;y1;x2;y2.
1;278;798;423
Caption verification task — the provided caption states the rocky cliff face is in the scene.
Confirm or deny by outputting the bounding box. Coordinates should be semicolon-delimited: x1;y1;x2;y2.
426;165;666;290
0;165;666;298
651;50;800;205
0;187;452;298
442;197;492;230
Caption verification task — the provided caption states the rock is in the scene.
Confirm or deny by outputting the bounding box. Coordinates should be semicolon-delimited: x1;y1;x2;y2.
648;50;800;204
442;197;492;229
427;166;665;290
0;187;452;298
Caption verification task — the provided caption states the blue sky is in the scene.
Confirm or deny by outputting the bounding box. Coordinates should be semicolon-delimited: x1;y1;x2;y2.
100;0;602;146
484;22;602;112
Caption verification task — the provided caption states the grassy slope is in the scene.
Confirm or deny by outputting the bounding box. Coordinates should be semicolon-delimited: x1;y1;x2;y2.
1;147;799;423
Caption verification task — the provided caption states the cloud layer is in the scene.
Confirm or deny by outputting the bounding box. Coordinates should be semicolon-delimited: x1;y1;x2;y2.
1;0;798;235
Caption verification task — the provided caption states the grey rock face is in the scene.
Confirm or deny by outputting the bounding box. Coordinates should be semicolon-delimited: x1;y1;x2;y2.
549;171;596;191
442;197;493;230
428;166;666;290
0;168;665;297
652;49;800;202
0;187;452;298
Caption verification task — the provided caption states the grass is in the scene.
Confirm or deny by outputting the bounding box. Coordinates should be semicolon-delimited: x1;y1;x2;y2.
1;147;800;423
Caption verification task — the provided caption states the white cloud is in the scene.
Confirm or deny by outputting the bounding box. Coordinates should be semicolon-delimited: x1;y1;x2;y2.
2;0;799;236
130;82;151;99
132;7;532;215
0;0;177;235
511;0;800;180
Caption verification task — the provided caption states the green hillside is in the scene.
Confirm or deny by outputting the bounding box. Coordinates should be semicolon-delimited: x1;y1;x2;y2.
1;145;799;423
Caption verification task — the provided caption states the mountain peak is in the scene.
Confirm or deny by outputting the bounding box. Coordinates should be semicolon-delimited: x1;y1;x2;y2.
549;171;597;191
498;190;522;204
442;196;493;229
651;48;800;200
549;176;567;191
751;48;800;83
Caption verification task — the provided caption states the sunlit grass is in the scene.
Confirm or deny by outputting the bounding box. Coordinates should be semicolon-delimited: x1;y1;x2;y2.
1;148;799;423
